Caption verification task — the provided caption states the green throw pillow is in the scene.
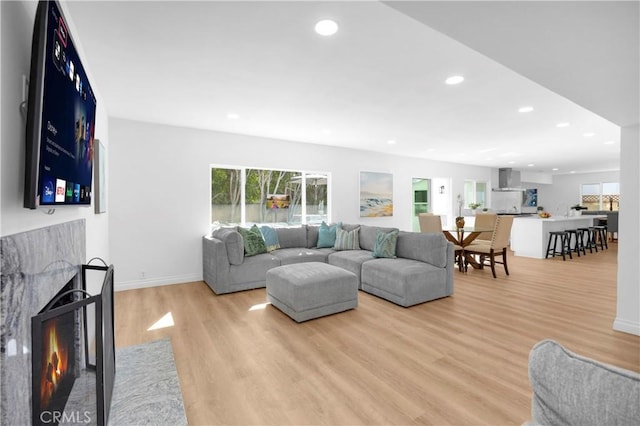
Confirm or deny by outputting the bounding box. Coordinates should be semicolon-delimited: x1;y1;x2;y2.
259;225;280;251
372;230;399;258
238;225;267;256
317;221;342;248
334;227;360;250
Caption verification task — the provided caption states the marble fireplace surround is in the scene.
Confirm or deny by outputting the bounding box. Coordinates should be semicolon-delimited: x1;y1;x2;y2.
1;220;86;425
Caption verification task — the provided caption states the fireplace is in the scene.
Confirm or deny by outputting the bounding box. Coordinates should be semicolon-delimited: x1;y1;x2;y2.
33;279;77;422
30;263;115;426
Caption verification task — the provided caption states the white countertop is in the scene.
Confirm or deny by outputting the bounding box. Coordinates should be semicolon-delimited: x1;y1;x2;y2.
514;215;606;222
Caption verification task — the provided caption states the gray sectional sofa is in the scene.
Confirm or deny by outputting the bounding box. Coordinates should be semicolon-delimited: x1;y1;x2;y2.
202;223;454;307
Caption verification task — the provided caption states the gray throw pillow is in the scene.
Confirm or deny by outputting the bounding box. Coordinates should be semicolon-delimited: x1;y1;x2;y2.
334;227;360;250
372;230;399;258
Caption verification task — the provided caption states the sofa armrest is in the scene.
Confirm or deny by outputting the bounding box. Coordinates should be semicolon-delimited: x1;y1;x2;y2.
444;241;454;295
203;236;231;294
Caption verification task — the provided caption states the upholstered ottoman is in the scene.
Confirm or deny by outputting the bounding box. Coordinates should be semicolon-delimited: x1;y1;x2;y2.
266;262;358;322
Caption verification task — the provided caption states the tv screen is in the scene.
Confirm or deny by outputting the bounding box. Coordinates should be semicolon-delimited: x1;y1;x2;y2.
24;0;97;209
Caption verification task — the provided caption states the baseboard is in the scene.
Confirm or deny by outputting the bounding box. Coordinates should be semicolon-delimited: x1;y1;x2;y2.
115;273;202;291
613;317;640;336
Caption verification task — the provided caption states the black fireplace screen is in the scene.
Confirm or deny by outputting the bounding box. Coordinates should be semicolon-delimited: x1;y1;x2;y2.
31;264;114;426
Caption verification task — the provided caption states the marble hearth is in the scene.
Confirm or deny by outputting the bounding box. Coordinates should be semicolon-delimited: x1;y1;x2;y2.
1;220;85;425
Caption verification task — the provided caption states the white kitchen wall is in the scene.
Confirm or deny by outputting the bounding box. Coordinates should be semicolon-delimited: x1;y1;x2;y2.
108;118;492;289
0;1;110;262
533;170;620;215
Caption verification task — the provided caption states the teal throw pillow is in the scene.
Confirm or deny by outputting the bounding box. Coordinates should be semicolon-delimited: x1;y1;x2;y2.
238;225;267;256
372;230;399;258
334;227;360;251
259;225;280;252
317;221;342;248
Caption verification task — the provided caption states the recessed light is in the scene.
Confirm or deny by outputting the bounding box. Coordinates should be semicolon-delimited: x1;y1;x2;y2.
604;140;615;145
226;113;240;120
322;128;332;135
387;140;397;145
507;161;516;164
479;147;497;153
315;19;338;36
583;132;595;137
556;122;570;128
527;164;535;167
552;168;559;171
518;106;534;113
570;171;576;174
445;75;464;85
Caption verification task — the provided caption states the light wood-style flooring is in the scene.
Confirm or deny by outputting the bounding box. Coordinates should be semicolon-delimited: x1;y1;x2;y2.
114;243;639;425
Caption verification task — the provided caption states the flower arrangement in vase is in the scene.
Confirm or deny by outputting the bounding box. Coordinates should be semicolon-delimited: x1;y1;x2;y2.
456;194;465;228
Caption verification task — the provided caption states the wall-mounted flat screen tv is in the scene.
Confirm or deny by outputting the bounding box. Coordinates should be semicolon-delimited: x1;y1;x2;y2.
24;0;97;209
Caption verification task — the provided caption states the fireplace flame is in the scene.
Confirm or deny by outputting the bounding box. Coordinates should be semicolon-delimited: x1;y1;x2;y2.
40;320;69;408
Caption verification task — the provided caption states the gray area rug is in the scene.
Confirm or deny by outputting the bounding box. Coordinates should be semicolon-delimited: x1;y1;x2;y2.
108;338;188;426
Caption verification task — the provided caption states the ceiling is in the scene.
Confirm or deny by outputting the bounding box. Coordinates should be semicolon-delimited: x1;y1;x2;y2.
65;1;638;175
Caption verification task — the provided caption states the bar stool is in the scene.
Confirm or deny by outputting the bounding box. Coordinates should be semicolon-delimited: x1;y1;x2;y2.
565;229;585;257
593;225;608;250
546;231;572;261
587;227;599;253
577;227;594;253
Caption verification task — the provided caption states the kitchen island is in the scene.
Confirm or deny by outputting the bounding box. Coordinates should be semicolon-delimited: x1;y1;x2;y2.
510;215;605;259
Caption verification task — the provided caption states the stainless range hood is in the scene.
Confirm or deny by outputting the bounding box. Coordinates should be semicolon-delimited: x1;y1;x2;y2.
493;168;524;192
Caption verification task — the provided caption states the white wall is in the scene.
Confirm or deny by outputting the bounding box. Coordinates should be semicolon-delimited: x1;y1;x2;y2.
0;1;110;262
108;118;492;289
615;125;639;335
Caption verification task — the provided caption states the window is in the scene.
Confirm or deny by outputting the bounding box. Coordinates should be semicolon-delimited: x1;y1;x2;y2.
581;182;619;211
463;180;487;209
211;166;329;226
210;167;242;225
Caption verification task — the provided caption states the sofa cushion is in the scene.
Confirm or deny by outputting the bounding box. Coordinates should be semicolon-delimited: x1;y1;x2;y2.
307;225;319;248
270;248;330;265
259;225;280;252
372;229;399;258
395;231;448;268
361;258;448;307
529;339;640;426
229;253;280;286
334;227;361;250
211;227;244;265
328;249;374;286
317;221;342;248
359;225;398;252
276;226;307;249
238;225;267;256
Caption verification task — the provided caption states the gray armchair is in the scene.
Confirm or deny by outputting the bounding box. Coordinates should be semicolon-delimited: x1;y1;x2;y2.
528;339;639;425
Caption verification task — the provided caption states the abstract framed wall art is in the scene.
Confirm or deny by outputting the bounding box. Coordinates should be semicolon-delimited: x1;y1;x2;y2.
523;188;538;207
359;171;393;217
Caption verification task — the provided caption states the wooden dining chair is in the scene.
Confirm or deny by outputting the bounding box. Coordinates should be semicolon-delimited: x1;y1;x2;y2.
473;212;498;243
419;213;464;269
464;215;514;278
418;213;443;233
